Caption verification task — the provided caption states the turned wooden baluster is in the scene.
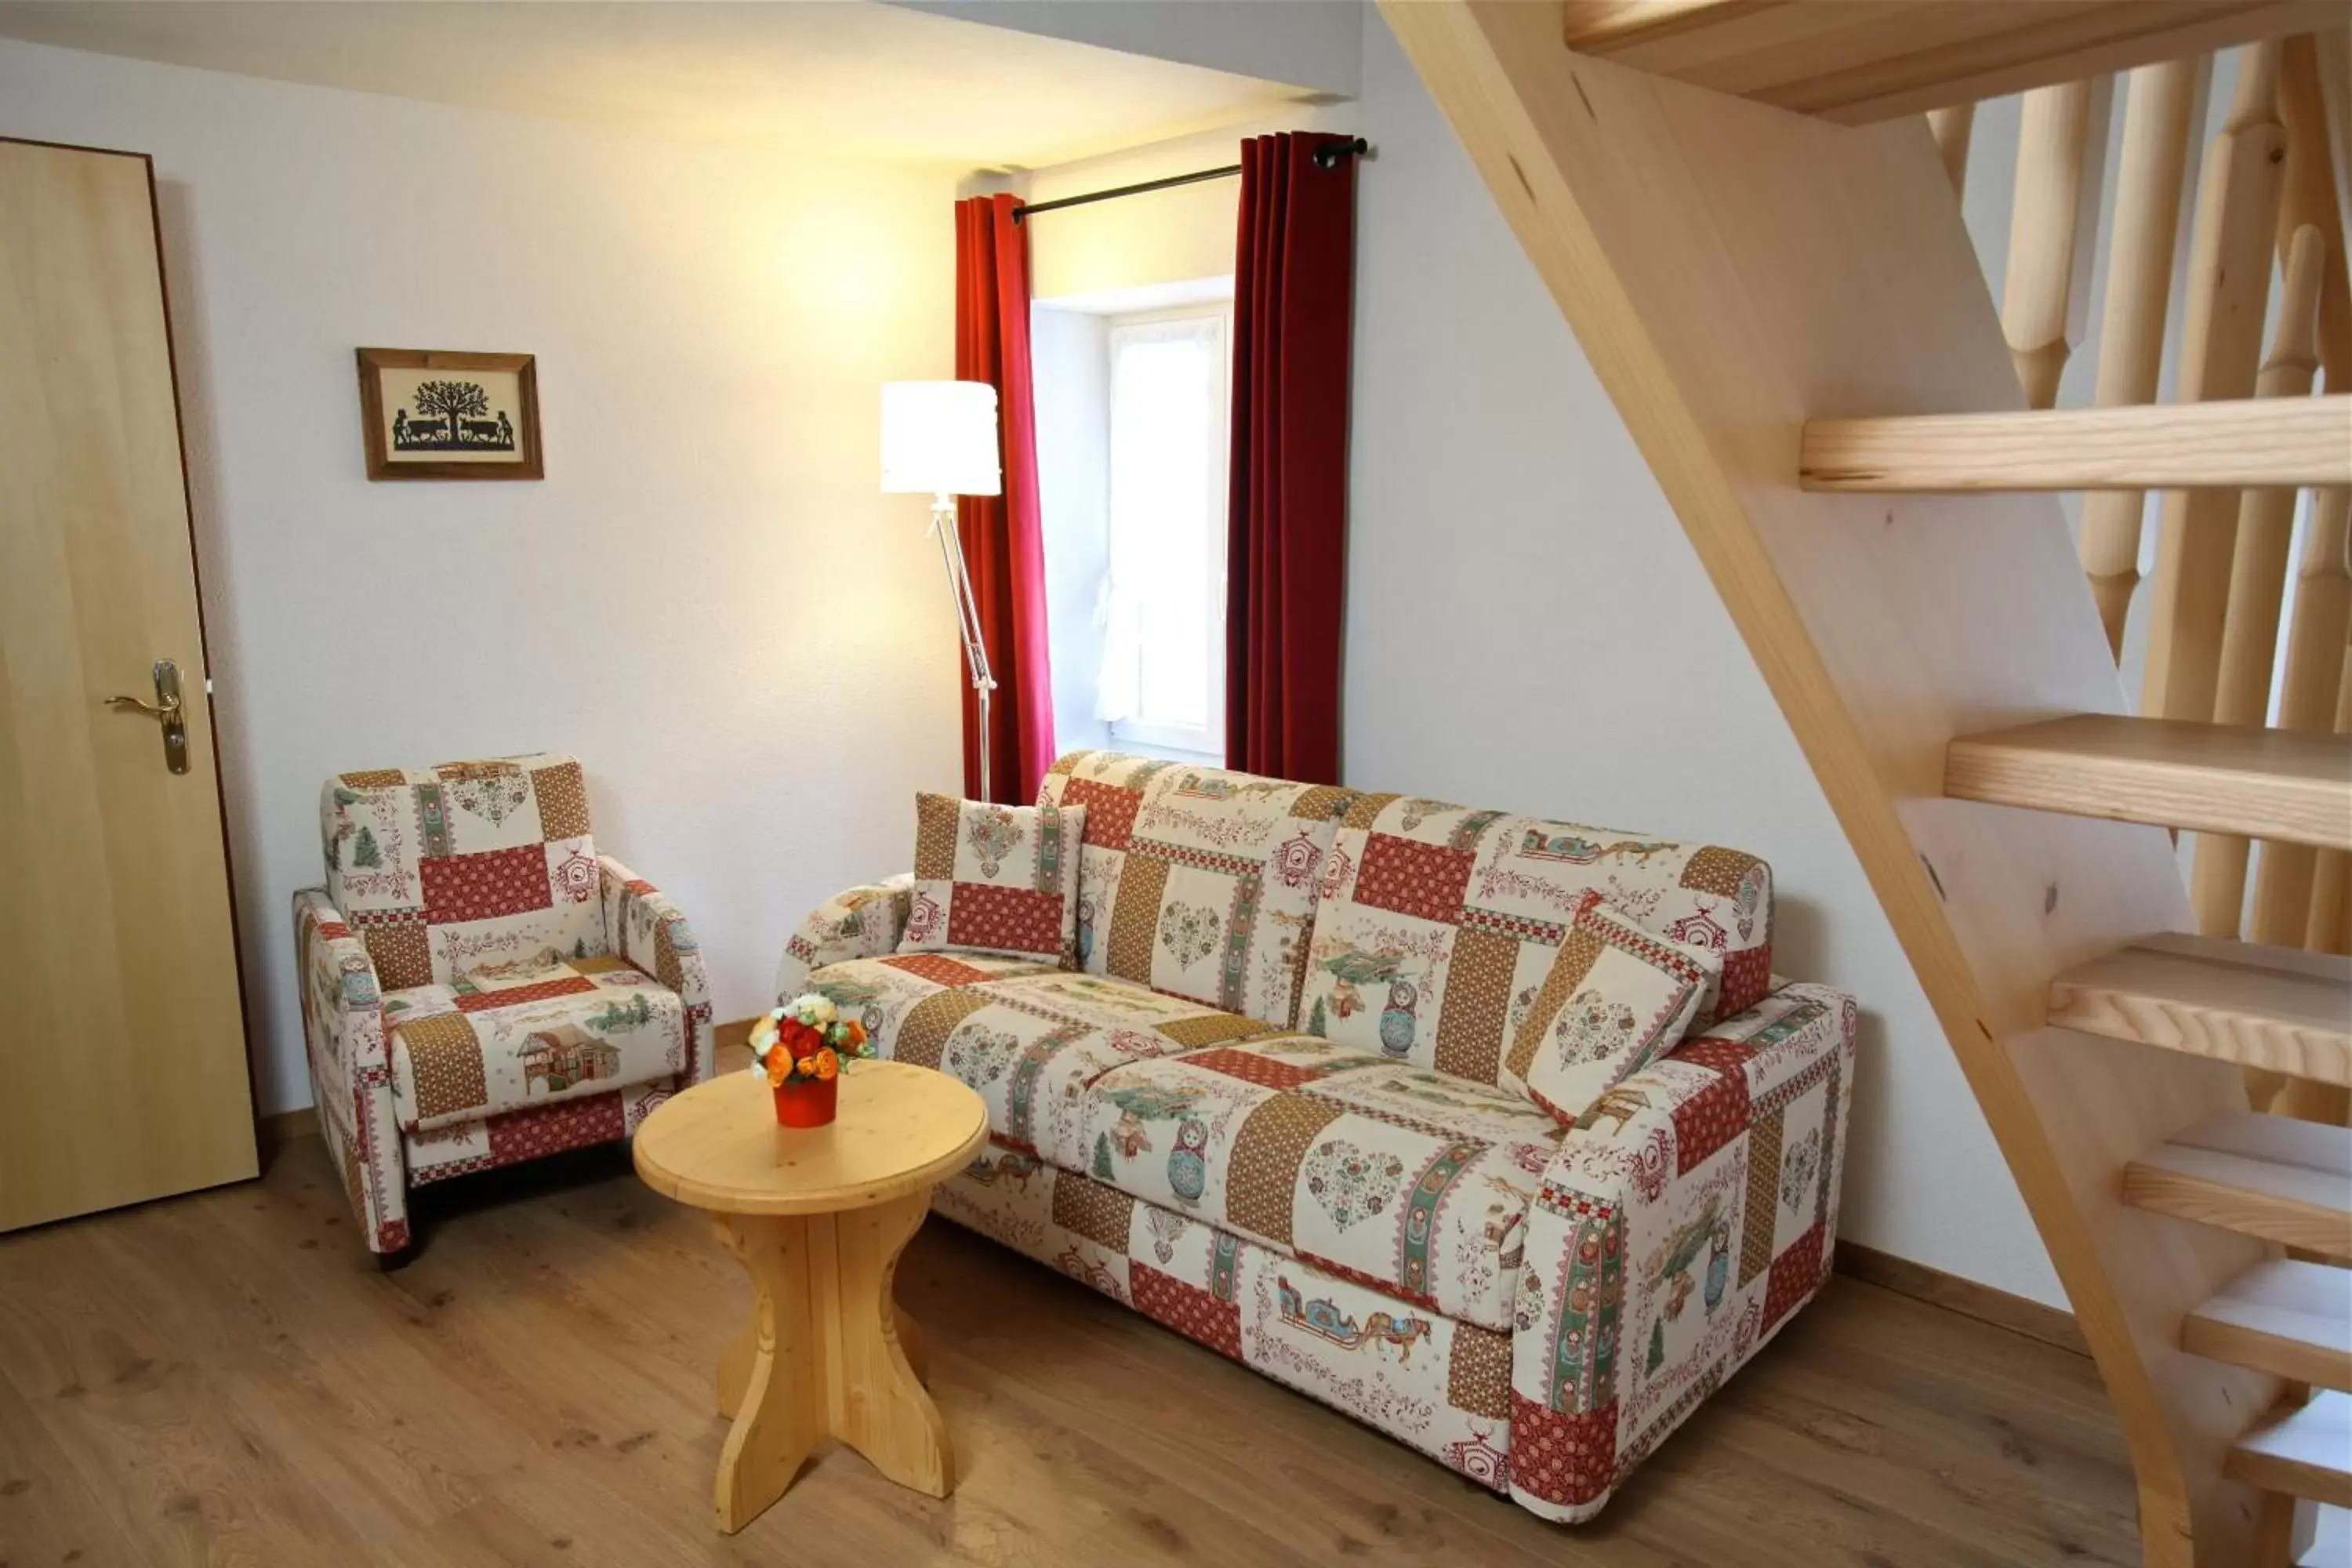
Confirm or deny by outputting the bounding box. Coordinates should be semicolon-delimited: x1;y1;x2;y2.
2076;57;2211;657
2002;78;2114;409
2188;226;2325;949
2142;42;2289;724
1928;102;1975;196
2248;34;2352;964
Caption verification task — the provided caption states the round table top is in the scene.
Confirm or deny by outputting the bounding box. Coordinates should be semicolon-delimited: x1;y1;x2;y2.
631;1062;989;1217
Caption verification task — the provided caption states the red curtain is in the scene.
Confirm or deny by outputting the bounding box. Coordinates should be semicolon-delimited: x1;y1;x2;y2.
1226;133;1357;785
954;193;1055;804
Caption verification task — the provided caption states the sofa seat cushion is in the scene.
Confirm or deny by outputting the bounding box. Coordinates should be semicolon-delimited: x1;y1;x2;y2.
1072;1035;1566;1330
386;953;686;1132
806;957;1287;1166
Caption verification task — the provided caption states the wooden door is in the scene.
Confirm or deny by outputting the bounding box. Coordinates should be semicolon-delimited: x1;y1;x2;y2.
0;138;256;1232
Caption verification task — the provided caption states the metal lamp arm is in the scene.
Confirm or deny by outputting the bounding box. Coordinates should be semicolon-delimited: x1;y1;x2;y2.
930;494;998;801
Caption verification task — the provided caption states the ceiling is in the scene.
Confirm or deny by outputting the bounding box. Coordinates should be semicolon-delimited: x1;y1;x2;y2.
0;1;1329;169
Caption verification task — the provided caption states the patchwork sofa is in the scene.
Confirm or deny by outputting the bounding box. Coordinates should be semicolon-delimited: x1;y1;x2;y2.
775;751;1855;1523
298;753;714;1256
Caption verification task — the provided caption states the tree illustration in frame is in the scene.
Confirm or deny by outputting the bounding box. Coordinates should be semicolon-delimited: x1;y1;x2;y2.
358;347;543;481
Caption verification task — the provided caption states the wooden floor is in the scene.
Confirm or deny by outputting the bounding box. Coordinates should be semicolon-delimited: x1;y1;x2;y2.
0;1137;2143;1567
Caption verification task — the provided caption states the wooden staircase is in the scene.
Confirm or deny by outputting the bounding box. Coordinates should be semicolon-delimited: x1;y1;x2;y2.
1381;5;2352;1564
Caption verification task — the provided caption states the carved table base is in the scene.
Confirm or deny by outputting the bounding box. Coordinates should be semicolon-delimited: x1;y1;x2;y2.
707;1188;952;1533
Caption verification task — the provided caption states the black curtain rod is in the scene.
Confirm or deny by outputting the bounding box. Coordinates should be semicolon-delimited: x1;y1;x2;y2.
1010;136;1367;224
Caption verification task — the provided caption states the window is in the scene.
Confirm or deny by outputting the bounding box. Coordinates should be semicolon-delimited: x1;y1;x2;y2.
1098;307;1230;759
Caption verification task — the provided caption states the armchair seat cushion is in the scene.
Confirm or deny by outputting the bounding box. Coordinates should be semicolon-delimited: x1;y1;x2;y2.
385;952;687;1132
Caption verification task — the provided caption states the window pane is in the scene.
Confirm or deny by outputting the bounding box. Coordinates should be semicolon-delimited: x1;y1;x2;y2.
1107;317;1224;739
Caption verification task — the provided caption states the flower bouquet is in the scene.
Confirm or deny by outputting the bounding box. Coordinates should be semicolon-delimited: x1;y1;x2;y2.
750;994;872;1127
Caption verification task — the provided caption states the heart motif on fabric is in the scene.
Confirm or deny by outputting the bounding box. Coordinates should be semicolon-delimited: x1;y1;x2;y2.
1303;1138;1405;1232
1553;989;1640;1065
944;1026;1018;1087
1157;902;1222;971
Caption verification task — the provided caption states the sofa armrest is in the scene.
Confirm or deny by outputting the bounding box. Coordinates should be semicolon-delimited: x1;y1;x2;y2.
294;887;387;1098
773;873;915;1001
598;855;715;1083
1507;982;1857;1523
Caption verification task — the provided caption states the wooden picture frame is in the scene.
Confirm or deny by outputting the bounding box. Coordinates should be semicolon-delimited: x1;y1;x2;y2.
356;347;543;481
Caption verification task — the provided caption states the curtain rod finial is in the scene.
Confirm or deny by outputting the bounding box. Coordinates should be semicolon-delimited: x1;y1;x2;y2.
1312;136;1370;170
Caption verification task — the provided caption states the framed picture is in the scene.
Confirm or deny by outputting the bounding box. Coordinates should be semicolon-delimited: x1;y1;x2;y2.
356;347;543;481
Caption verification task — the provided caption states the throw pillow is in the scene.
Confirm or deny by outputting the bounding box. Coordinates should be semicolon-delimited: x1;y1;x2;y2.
899;793;1087;966
1502;891;1723;1125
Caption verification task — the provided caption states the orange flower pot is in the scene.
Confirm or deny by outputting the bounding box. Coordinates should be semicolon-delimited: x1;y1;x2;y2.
773;1075;838;1128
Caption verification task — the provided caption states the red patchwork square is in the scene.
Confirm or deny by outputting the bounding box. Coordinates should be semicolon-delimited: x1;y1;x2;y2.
1062;777;1142;851
945;881;1064;956
1762;1221;1827;1332
1719;945;1772;1018
485;1089;626;1165
1180;1046;1327;1089
1671;1054;1752;1174
880;952;997;986
457;975;595;1013
1131;1263;1242;1360
1510;1392;1618;1508
421;844;553;924
1352;833;1475;922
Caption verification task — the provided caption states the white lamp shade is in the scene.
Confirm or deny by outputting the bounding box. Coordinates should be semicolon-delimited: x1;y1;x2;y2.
880;380;1002;497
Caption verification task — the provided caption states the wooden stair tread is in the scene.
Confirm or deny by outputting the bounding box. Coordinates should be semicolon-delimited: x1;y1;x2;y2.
2183;1260;2352;1392
2124;1112;2352;1258
2227;1390;2352;1509
1798;395;2352;492
1946;715;2352;851
2049;933;2352;1085
1556;0;2336;122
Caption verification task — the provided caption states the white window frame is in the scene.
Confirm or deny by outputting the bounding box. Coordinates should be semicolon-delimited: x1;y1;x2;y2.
1102;303;1232;761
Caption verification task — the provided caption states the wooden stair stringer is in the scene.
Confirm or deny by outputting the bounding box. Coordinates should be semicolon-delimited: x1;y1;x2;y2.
1376;7;2274;1566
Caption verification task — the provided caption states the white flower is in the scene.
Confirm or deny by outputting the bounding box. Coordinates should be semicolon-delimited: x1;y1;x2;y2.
793;993;838;1025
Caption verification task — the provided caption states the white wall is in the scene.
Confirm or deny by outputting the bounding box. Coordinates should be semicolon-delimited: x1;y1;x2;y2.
0;39;963;1116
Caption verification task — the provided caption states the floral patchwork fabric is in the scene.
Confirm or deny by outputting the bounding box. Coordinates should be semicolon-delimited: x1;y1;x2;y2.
1069;1035;1563;1330
900;794;1085;964
1500;892;1722;1125
1511;983;1853;1522
1038;750;1357;1026
937;1149;1515;1490
322;754;609;989
302;755;713;1255
383;953;686;1132
775;874;915;1000
1298;794;1771;1088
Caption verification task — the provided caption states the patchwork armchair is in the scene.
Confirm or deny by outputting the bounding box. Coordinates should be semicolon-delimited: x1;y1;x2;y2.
296;753;713;1259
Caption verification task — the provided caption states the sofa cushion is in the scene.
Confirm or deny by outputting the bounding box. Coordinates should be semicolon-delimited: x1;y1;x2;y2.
384;953;684;1132
1071;1034;1564;1330
1298;794;1771;1088
1039;750;1356;1027
1502;892;1723;1125
322;754;606;989
900;793;1085;964
806;957;1283;1167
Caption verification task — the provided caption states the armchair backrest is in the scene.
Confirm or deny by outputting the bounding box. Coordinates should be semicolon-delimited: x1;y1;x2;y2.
321;753;606;991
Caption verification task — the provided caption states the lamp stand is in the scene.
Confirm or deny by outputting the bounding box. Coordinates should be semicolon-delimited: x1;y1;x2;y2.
929;492;997;803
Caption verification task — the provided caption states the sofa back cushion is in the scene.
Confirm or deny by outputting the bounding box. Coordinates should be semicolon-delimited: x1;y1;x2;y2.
1297;793;1771;1087
1038;750;1356;1026
322;753;607;990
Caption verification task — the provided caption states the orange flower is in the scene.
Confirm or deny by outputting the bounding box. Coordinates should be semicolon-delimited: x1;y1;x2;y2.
795;1055;819;1079
841;1019;867;1050
765;1054;787;1087
814;1047;839;1081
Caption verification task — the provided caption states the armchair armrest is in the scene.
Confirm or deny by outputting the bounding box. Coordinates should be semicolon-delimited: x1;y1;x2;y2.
294;887;387;1100
598;855;715;1083
773;873;915;1001
1507;982;1857;1523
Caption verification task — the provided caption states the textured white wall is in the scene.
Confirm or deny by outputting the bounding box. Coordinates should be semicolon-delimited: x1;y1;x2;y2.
0;38;963;1116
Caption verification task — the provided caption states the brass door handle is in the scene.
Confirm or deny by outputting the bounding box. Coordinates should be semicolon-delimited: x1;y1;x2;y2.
103;659;191;774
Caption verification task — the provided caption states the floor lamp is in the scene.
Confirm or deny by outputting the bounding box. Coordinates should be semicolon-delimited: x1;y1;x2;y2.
881;380;1004;802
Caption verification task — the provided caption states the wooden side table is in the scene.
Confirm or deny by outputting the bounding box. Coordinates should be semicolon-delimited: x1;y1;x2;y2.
632;1062;989;1533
